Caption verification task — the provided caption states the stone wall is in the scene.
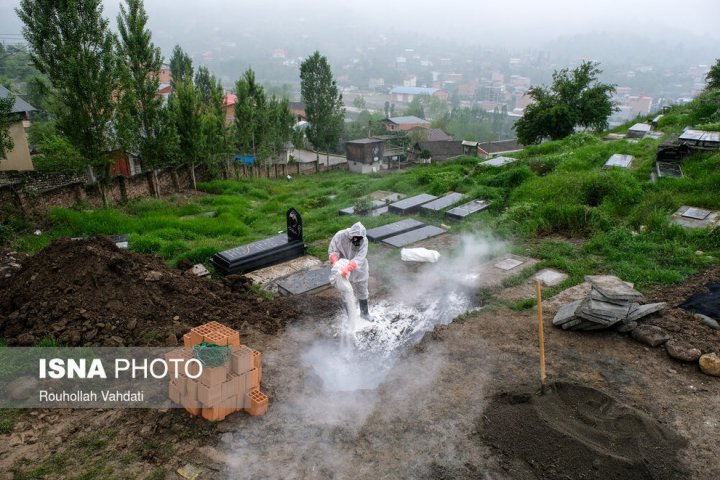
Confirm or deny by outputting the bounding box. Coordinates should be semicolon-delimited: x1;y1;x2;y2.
0;161;348;220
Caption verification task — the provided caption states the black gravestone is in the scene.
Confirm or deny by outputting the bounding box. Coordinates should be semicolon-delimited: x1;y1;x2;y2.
420;192;466;214
212;208;306;275
366;219;425;242
445;200;490;220
287;208;303;242
388;193;438;215
381;225;447;248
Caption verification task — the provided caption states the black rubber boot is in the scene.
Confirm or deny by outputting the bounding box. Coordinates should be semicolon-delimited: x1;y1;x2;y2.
359;299;371;320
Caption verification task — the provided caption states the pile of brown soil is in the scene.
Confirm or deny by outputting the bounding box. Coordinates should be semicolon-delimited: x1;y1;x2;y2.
478;382;688;480
0;236;336;346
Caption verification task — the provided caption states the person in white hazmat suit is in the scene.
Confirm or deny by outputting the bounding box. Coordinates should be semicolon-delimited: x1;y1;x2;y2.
328;222;371;320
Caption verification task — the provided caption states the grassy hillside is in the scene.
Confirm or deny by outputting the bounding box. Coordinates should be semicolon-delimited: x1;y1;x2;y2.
9;93;720;294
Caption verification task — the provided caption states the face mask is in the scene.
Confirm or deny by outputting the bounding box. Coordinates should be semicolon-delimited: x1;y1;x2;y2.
351;236;363;247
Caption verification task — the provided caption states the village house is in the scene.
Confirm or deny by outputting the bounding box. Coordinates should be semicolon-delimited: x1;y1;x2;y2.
0;86;36;172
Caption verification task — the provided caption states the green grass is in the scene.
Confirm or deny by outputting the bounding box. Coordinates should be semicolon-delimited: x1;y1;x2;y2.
9;99;720;291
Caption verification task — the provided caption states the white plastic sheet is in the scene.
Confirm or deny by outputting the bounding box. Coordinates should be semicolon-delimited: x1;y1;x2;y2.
400;247;441;263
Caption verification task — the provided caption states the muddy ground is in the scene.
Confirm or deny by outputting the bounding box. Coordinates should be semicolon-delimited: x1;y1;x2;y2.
1;239;719;479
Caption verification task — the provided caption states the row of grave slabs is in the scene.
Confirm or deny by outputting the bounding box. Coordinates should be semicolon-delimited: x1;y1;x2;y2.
269;192;493;296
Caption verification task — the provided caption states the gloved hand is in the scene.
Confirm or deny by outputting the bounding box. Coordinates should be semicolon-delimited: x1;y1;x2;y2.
329;253;339;266
341;261;357;277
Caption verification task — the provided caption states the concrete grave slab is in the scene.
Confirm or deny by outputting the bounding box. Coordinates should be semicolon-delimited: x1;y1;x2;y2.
604;154;633;169
276;266;332;296
388;194;438;215
682;207;711;220
366;219;425;242
369;191;405;203
382;225;447;248
494;258;524;270
672;205;720;229
420;192;466;214
461;254;538;290
534;269;568;287
246;256;322;286
480;156;516;167
445;200;490;220
338;200;387;216
655;161;683;178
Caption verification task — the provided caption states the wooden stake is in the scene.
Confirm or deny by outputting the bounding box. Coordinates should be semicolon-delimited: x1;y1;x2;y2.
536;279;547;393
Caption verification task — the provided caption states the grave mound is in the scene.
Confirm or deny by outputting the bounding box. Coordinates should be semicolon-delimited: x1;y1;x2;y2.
480;382;688;480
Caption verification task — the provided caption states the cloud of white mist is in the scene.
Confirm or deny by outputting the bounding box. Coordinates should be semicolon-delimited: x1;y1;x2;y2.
220;232;503;478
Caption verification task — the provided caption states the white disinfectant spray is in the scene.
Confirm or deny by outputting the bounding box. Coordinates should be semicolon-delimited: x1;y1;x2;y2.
329;259;371;338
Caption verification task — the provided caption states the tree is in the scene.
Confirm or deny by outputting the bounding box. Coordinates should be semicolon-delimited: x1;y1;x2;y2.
234;68;267;158
0;93;15;159
17;0;120;204
116;0;175;172
299;51;345;162
169;79;202;187
707;59;720;91
233;68;294;165
405;96;425;119
169;45;193;87
353;96;366;110
514;61;615;145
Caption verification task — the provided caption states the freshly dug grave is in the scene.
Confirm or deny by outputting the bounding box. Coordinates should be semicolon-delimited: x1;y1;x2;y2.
479;382;688;480
0;236;337;346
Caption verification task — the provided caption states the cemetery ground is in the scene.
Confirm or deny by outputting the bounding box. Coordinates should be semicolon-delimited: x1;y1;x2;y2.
1;124;720;478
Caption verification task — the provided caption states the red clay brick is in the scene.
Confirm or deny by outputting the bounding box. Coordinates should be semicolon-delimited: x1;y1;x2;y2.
230;346;253;374
197;382;222;406
198;365;227;387
246;389;269;416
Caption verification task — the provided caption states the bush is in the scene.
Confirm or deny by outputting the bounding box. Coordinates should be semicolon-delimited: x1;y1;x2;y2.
352;197;373;214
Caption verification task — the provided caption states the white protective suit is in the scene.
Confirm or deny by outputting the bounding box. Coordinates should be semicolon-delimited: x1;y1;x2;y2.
328;222;369;300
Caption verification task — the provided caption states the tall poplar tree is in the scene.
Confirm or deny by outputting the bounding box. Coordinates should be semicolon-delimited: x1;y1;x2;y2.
17;0;120;202
169;45;193;87
116;0;176;170
299;51;345;162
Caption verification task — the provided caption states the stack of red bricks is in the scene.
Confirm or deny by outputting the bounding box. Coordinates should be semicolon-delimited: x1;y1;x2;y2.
165;321;269;421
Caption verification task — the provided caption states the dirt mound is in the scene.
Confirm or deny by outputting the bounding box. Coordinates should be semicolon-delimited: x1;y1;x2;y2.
479;382;688;480
0;236;337;346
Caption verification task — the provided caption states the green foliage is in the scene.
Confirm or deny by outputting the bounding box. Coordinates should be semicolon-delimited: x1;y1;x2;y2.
514;61;616;144
300;51;345;157
169;44;193;87
0;91;15;158
706;58;720;91
116;0;177;170
169;79;202;165
17;0;120;176
433;105;515;142
27;120;85;173
352;197;373;214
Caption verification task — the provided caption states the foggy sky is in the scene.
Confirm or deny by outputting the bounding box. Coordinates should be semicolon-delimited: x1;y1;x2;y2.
2;0;719;49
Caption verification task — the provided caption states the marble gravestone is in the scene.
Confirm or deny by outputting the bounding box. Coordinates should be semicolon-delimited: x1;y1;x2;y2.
212;208;306;275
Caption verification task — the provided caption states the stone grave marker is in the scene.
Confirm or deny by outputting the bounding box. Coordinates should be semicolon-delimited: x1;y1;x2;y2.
494;258;524;271
445;200;490;220
682;207;711;220
420;192;466;214
655;162;683;178
276;266;332;296
604;154;633;169
388;194;438;215
381;225;447;248
212;208;306;275
480;156;516;167
534;269;568;287
366;219;425;242
338;200;388;216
